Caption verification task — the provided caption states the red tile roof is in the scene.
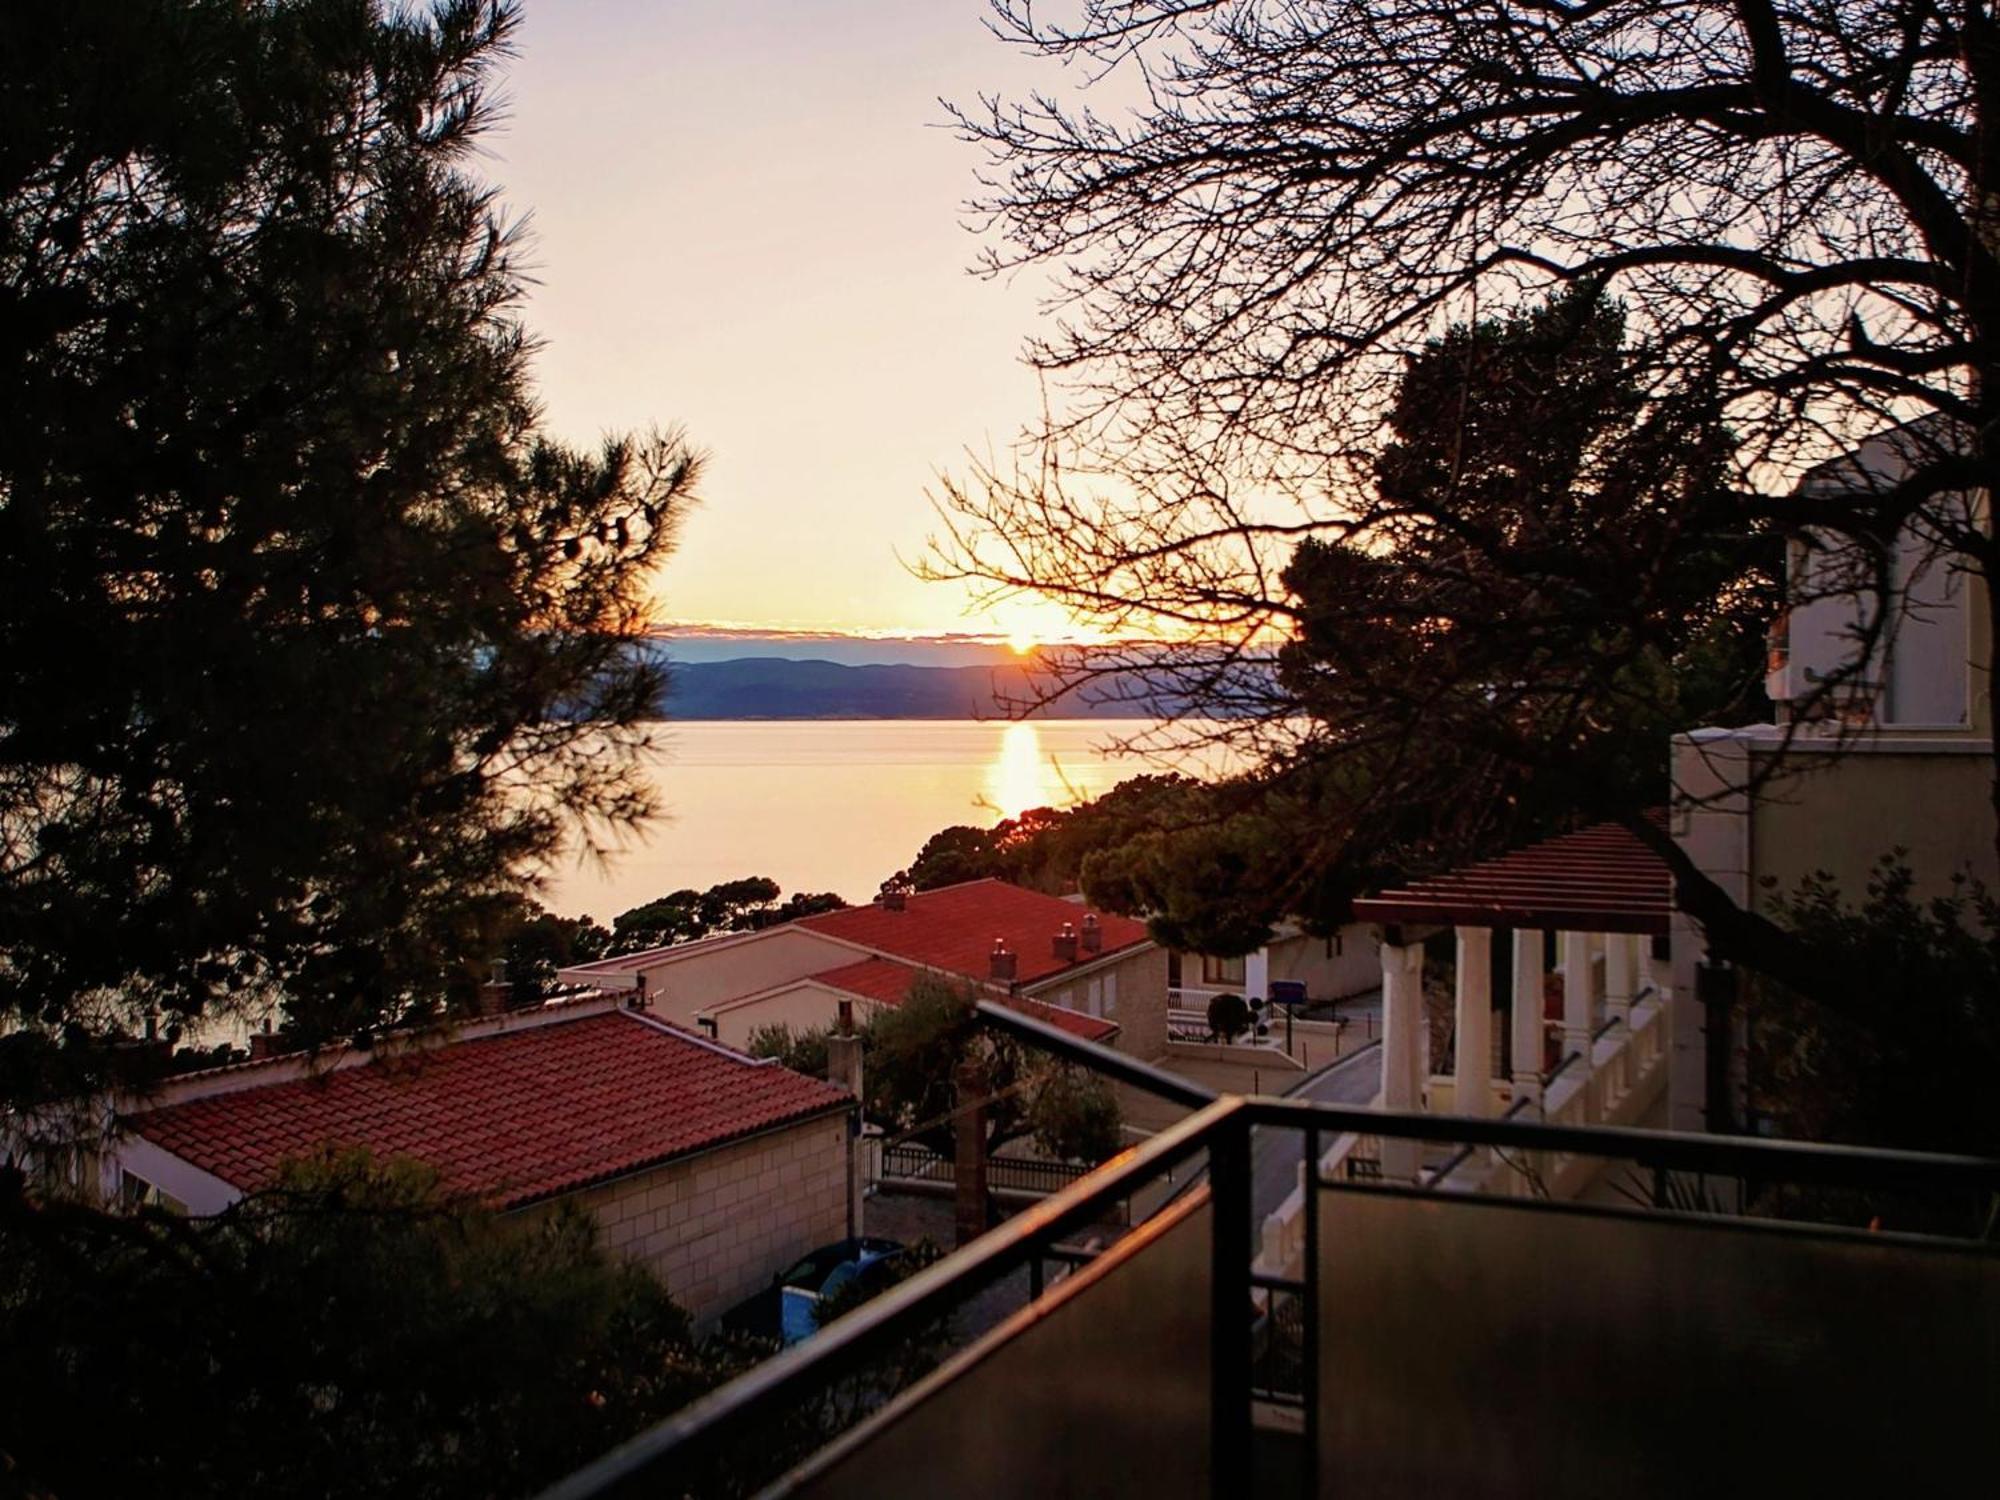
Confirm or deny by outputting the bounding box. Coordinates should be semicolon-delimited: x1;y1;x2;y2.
1351;816;1674;936
811;957;928;1006
1002;994;1121;1045
806;953;1121;1045
129;1010;851;1208
799;879;1151;988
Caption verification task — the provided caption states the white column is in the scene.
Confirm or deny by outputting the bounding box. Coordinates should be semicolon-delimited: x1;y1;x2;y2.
1671;730;1751;1132
1560;930;1597;1073
1511;931;1545;1104
1244;946;1270;1005
1453;927;1494;1119
1605;933;1639;1026
1379;940;1425;1181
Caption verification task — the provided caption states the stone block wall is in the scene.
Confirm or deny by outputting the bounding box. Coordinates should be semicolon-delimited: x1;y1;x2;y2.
1106;945;1171;1062
566;1112;851;1322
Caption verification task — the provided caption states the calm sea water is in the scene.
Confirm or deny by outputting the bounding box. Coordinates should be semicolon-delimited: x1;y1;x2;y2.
538;719;1212;921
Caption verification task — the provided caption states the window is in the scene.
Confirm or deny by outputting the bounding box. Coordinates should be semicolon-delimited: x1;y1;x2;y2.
118;1170;188;1216
1103;972;1118;1016
1201;953;1245;987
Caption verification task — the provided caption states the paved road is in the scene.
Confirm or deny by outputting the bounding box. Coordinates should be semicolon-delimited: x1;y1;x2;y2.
1249;1041;1383;1225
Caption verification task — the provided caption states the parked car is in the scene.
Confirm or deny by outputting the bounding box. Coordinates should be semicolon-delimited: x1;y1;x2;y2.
721;1237;908;1345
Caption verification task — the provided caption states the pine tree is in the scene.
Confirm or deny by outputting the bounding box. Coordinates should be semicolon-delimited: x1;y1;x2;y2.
0;1;700;1097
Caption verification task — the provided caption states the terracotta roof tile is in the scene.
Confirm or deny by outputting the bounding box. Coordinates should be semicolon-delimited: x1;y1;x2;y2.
810;957;929;1006
799;879;1150;987
808;955;1121;1045
1351;816;1674;936
129;1011;851;1208
1000;994;1121;1045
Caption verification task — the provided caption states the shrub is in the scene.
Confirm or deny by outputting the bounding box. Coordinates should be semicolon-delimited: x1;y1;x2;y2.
1206;992;1251;1042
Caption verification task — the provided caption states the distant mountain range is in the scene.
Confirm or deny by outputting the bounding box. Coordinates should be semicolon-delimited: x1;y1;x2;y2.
653;657;1169;720
647;631;1020;669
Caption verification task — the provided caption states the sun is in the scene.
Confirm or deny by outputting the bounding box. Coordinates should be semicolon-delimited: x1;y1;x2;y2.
988;596;1085;657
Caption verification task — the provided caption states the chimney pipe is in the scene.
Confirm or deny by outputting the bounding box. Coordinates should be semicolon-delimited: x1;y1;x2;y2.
836;998;855;1035
989;938;1018;983
248;1018;279;1061
1051;921;1079;963
881;885;907;912
1080;912;1102;954
477;959;511;1016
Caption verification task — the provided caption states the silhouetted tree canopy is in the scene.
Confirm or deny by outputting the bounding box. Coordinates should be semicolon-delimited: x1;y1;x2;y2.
931;0;2000;1004
0;1150;746;1499
606;878;844;954
1276;287;1777;842
501;900;613;1002
0;0;700;1098
887;774;1205;893
751;977;1123;1163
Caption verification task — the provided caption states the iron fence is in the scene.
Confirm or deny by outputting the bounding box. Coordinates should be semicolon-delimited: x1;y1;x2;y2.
878;1142;1093;1196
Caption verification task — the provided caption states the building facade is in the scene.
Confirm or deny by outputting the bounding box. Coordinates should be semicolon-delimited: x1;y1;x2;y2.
113;997;854;1322
559;878;1165;1060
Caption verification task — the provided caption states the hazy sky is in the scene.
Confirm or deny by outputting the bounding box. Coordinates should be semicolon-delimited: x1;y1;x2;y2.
492;1;1065;641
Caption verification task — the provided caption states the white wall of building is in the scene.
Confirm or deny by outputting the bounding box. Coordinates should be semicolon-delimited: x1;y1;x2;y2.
624;926;860;1029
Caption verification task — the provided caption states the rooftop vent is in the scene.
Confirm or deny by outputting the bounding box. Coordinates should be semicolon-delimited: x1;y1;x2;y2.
1052;922;1079;963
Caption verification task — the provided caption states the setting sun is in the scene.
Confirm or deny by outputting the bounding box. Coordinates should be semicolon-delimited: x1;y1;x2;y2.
986;596;1093;657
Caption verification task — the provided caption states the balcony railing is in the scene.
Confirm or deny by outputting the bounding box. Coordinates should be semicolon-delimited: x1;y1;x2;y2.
543;1004;2000;1500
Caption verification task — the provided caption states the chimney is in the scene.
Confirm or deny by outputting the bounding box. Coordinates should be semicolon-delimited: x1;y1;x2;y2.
477;959;511;1016
989;938;1018;983
880;883;908;912
1080;912;1102;954
248;1017;279;1061
836;998;855;1035
1051;921;1079;963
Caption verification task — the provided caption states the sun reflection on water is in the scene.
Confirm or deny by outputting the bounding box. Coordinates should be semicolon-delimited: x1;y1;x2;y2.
981;721;1075;821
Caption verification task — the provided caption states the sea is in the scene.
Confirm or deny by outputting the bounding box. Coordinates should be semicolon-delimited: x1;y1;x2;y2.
537;719;1217;922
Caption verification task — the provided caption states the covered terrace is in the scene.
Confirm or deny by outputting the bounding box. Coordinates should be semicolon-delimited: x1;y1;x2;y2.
1350;820;1675;1186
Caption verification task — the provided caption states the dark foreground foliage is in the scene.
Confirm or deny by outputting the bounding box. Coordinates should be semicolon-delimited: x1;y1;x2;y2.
0;1152;749;1499
1754;858;2000;1157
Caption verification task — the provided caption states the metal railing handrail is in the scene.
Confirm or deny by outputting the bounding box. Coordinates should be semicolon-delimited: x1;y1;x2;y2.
995;986;2000;1198
1536;1048;1584;1088
541;996;2000;1500
976;999;1219;1108
1238;1096;2000;1198
544;1088;2000;1500
538;1095;1241;1500
1422;1095;1538;1190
